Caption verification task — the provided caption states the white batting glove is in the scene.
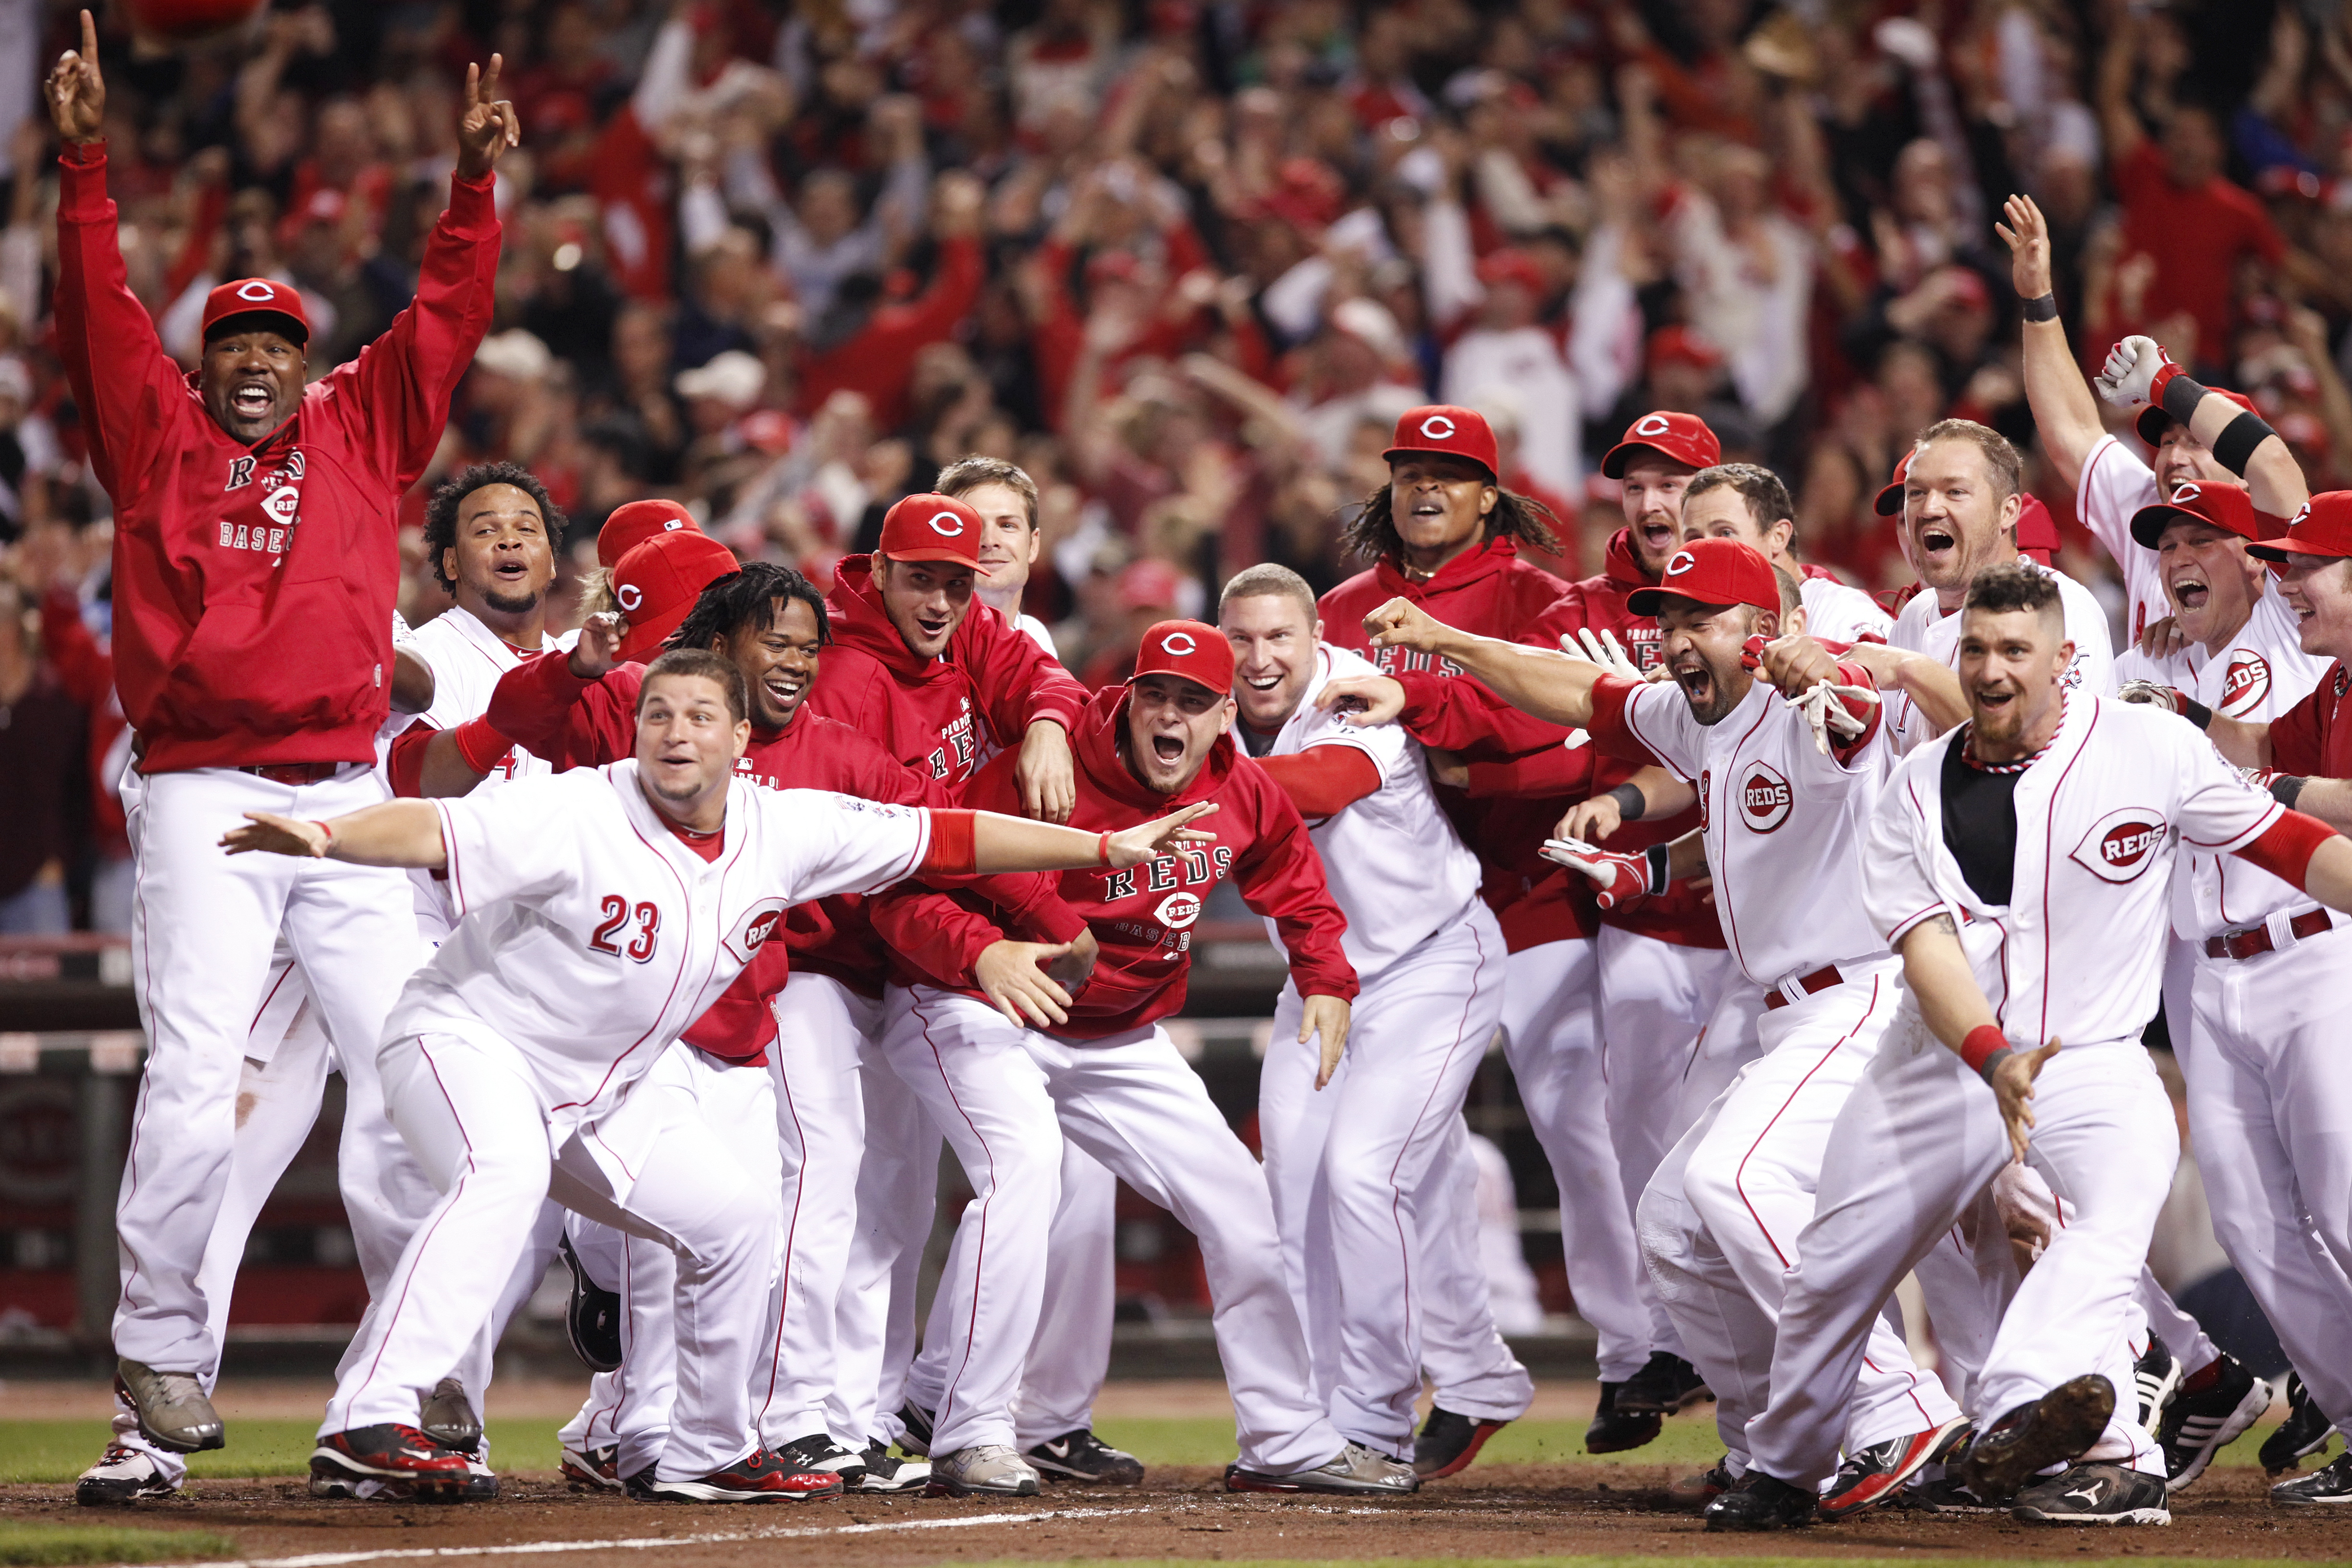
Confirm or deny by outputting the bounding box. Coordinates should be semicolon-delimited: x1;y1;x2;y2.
2094;334;2171;409
1541;836;1664;910
1786;677;1882;756
1563;625;1642;680
2116;679;2182;713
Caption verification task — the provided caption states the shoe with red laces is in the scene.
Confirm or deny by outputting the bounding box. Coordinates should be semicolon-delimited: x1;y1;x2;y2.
638;1449;846;1503
310;1426;470;1499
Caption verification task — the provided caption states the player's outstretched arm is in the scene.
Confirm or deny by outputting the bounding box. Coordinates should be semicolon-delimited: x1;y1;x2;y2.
1997;194;2106;492
220;802;448;869
2096;336;2312;517
1360;597;1607;728
964;801;1219;873
1898;912;2058;1160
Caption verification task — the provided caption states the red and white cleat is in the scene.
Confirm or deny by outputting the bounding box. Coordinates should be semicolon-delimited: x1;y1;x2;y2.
637;1449;846;1503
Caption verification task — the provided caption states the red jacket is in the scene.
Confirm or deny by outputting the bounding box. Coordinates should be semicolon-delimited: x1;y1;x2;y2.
873;685;1357;1037
38;585;128;857
54;146;500;772
1320;537;1599;952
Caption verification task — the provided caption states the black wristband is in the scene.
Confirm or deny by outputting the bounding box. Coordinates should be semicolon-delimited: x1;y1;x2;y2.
2212;410;2278;476
1977;1045;2016;1087
2271;774;2307;809
2159;371;2208;429
1609;783;1647;822
1644;841;1673;890
2020;292;2059;323
2180;695;2214;730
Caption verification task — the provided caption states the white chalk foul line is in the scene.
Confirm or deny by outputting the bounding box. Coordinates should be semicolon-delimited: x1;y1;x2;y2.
147;1505;1153;1568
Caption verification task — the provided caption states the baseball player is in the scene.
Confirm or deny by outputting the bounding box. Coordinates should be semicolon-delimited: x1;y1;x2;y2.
865;624;1421;1498
1316;405;1661;1457
46;11;510;1485
1677;465;1892;644
1217;564;1531;1473
944;456;1061;655
222;648;1213;1500
1708;564;2352;1528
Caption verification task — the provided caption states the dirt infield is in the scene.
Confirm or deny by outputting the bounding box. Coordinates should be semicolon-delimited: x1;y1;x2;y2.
4;1462;2341;1566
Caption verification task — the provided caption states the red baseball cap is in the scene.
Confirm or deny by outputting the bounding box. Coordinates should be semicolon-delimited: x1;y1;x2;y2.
1383;405;1500;481
1116;557;1185;612
2134;387;2257;449
1626;537;1780;618
1873;449;1913;516
878;493;989;570
612;530;739;662
1600;410;1721;480
2015;493;2060;562
1476;248;1545;295
597;499;700;571
1645;325;1725;374
201;278;310;346
2249;491;2352;562
2129;479;2258;549
1128;619;1235;695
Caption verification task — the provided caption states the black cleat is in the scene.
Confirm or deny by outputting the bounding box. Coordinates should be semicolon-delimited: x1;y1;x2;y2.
2260;1372;2336;1474
1819;1416;1971;1520
1616;1351;1711;1416
894;1400;936;1458
1411;1407;1505;1478
856;1442;930;1493
1025;1428;1144;1485
2131;1333;2181;1435
559;1236;623;1374
310;1425;470;1499
2271;1449;2352;1504
2011;1461;2170;1525
2158;1352;2271;1491
1666;1457;1736;1509
1584;1379;1661;1453
1958;1375;2117;1502
772;1433;869;1486
1704;1470;1815;1531
1903;1476;2004;1513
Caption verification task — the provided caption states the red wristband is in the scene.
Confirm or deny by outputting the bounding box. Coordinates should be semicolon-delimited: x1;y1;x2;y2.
310;820;336;854
1097;831;1114;867
1960;1024;2008;1074
450;715;514;774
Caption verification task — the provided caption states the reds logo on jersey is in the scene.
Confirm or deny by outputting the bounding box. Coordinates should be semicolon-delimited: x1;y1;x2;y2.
2219;651;2271;717
1154;891;1202;929
1370;645;1466;680
1737;761;1793;832
2069;808;2170;884
722;897;790;962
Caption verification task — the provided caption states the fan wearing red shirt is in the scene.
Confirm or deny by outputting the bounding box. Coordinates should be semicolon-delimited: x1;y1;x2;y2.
863;625;1417;1499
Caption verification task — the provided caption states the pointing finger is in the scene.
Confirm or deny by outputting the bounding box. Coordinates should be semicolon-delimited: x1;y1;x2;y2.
81;8;98;62
463;61;480;111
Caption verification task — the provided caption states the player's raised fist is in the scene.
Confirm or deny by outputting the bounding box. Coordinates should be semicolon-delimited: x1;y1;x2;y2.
1313;674;1406;727
570;611;625;678
47;11;106;145
1361;597;1447;654
454;54;520;180
2095;334;2175;410
1104;800;1220;868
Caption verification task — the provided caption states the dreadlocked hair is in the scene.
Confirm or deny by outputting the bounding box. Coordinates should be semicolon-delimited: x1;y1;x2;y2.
666;560;831;652
421;461;566;594
1340;480;1560;565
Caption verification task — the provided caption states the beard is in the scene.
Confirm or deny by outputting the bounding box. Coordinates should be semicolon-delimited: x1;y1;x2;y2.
481;584;542;616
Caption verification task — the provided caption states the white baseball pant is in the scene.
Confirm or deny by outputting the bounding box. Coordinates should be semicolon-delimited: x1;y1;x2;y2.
1595;925;1742;1355
1745;1023;2175;1485
1258;904;1509;1457
1411;1117;1537;1425
1497;937;1652;1384
832;1032;939;1450
1637;964;1962;1466
328;1032;777;1482
880;988;1342;1474
2183;923;2352;1430
564;1047;783;1478
116;765;429;1375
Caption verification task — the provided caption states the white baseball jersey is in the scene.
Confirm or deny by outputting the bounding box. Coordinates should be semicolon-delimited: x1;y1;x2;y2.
1885;556;2116;751
1799;575;1893;645
1255;642;1482;978
2173;585;2335;941
1866;697;2281;1046
1592;674;1894;990
2077;434;2191;665
388;764;932;1138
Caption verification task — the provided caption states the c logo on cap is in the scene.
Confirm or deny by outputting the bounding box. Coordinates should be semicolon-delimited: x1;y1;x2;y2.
2293;501;2312;529
1161;631;1198;656
2175;482;2201;504
1419;415;1457;440
616;583;644;612
1664;549;1697;577
1634;413;1673;438
927;511;965;538
235;281;278;303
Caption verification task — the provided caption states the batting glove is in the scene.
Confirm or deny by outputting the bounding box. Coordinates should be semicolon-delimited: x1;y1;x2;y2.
1563;625;1643;680
2095;334;2179;410
1541;836;1669;910
2116;679;2183;712
1787;676;1881;756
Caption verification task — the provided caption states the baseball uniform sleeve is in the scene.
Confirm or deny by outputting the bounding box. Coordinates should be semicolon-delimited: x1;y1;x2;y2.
1394;669;1583;755
2058;573;2117;696
1461;740;1598;799
487;651;643;769
2074;435;2159;570
2171;724;2285;853
1586;676;1702;779
769;790;934;903
432;773;594;918
1231;776;1360;1002
965;601;1088;740
51;147;188;502
1286;674;1410;783
1255;746;1384;817
1862;756;1951;948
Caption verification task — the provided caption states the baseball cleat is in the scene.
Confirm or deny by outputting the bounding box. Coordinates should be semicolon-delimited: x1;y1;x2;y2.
1584;1379;1661;1453
773;1433;869;1486
560;1443;623;1492
1411;1407;1506;1478
1702;1470;1815;1531
2158;1352;2271;1491
1025;1428;1145;1485
1901;1476;2004;1514
894;1399;936;1458
856;1442;930;1494
559;1236;623;1374
419;1377;482;1454
2270;1449;2352;1504
1958;1375;2116;1501
2131;1333;2182;1436
1615;1351;1712;1416
115;1360;224;1454
1665;1456;1737;1509
75;1444;179;1506
310;1425;471;1498
2010;1461;2171;1525
927;1444;1041;1497
637;1449;844;1503
1224;1441;1418;1496
1817;1415;1971;1520
2260;1372;2336;1474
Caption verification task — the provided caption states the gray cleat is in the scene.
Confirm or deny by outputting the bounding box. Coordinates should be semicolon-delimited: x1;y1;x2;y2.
115;1360;224;1454
926;1444;1041;1497
419;1377;482;1453
1225;1440;1420;1496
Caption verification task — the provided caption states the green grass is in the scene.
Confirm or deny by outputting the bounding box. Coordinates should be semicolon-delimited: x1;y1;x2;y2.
0;1413;2315;1486
956;1562;2334;1568
0;1522;233;1566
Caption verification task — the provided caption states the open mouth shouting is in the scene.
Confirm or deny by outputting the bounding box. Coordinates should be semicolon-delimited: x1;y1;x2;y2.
2168;567;2210;614
230;379;279;421
1669;653;1715;709
1971;678;2021;723
1638;510;1679;558
1915;520;1959;570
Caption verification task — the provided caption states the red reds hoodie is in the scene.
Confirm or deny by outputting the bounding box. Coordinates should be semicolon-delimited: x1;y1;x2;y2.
53;145;500;772
873;684;1357;1037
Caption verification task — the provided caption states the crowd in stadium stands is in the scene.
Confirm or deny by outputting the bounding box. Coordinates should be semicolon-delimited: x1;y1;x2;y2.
4;0;2352;931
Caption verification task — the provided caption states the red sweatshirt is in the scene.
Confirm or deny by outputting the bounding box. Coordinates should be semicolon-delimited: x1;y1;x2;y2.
1320;537;1600;952
872;685;1357;1037
38;585;128;857
54;145;500;773
797;236;984;430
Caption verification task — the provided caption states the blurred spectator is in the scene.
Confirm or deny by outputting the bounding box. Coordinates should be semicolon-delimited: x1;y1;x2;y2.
0;574;81;933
